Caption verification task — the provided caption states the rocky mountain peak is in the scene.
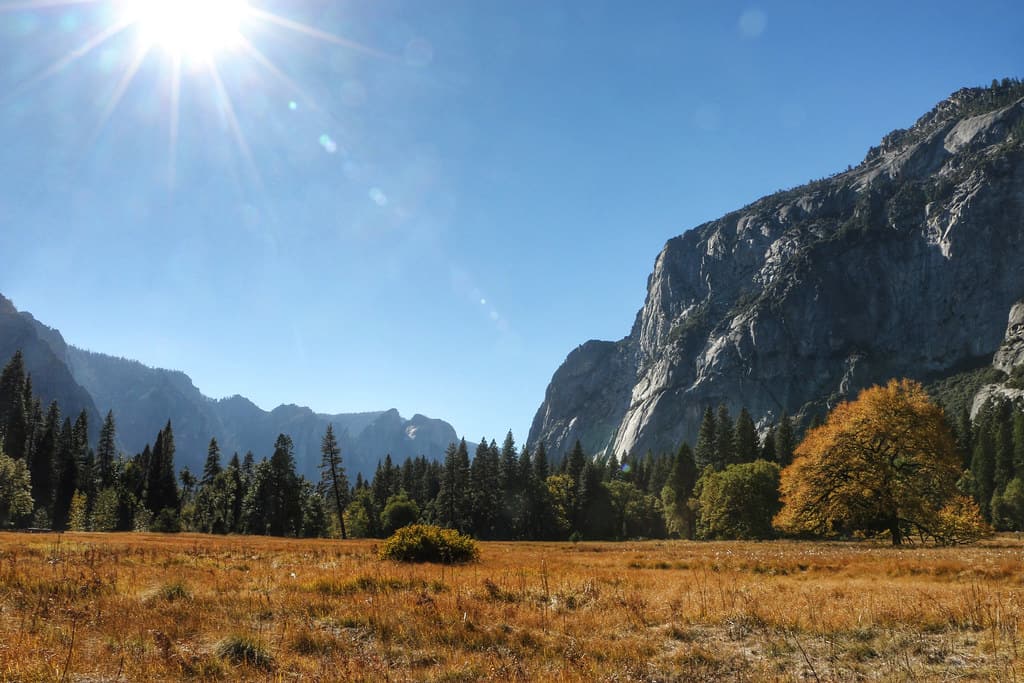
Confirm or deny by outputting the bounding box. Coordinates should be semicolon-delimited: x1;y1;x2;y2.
529;81;1024;461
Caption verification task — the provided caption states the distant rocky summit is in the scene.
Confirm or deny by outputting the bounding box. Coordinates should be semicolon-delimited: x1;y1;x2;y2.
530;81;1024;459
0;295;457;478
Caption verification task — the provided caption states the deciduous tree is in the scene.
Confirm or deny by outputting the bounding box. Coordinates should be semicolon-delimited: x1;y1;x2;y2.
775;379;988;545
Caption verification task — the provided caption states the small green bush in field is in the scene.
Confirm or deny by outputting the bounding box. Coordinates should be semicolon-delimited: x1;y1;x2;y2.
379;524;479;564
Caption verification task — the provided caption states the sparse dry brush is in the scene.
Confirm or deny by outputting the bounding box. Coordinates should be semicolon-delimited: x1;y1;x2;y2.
2;532;1024;681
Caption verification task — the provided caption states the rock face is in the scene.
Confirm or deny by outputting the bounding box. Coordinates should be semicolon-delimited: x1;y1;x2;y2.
0;295;101;433
530;83;1024;460
972;300;1024;414
61;348;459;479
0;295;458;478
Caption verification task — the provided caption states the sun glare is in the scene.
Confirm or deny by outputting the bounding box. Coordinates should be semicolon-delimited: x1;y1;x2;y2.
125;0;249;60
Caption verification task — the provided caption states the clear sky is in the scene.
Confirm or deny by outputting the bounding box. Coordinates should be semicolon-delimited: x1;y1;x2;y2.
0;0;1020;444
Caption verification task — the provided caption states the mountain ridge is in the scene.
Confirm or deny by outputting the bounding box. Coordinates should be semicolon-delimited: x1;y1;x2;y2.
0;295;458;478
529;80;1024;460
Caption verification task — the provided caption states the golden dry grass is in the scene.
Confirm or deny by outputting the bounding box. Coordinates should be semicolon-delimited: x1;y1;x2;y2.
2;532;1024;681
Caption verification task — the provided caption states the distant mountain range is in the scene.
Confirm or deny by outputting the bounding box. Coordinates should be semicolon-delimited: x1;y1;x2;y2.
530;81;1024;459
0;294;458;479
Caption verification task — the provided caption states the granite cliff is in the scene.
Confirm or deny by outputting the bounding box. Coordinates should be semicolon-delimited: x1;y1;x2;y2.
530;81;1024;460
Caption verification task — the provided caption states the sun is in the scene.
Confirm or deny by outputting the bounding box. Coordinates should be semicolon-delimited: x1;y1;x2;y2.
124;0;250;61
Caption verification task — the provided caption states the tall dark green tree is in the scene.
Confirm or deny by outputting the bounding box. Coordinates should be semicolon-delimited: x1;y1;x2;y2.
0;350;28;461
733;408;759;464
319;424;350;539
714;405;735;469
994;402;1015;492
566;439;587;485
202;438;222;486
775;413;796;468
971;403;998;519
534;442;550;482
694;407;717;468
146;421;180;516
469;437;501;538
53;417;77;530
30;401;60;521
95;410;117;490
436;439;471;533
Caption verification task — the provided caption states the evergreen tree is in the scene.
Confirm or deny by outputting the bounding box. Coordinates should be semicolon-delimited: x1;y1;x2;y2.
760;427;777;462
733;408;759;463
714;405;734;469
994;402;1015;492
146;422;179;516
226;453;244;532
31;401;61;522
319;423;350;539
566;439;587;485
694;407;717;468
202;438;222;486
534;442;550;482
971;402;998;519
267;433;303;536
775;413;796;467
1014;411;1024;478
436;440;471;532
469;437;500;538
53;417;77;530
662;442;698;539
95;411;117;490
0;350;28;461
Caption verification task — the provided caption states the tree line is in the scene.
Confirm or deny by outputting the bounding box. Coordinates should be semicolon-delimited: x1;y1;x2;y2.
0;349;1009;543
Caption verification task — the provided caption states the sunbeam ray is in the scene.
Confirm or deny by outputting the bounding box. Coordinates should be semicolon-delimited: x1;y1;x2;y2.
89;42;151;144
2;18;132;105
237;37;319;112
206;60;261;188
247;7;396;62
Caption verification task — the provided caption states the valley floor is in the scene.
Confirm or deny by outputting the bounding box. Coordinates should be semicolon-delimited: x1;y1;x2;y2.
1;532;1023;681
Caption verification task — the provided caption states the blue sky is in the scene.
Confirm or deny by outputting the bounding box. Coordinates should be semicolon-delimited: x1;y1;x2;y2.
0;0;1021;446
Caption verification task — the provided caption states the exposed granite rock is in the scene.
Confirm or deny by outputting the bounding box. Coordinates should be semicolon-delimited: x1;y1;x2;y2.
530;83;1024;459
972;300;1024;415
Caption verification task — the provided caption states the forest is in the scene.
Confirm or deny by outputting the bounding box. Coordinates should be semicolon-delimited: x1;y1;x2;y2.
0;349;1014;543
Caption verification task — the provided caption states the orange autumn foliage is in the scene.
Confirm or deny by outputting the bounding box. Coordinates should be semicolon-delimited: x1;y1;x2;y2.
774;379;989;545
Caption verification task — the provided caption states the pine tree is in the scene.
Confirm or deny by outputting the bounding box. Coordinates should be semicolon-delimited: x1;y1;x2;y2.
146;421;179;516
715;405;734;469
436;440;471;533
733;408;759;463
694;407;716;468
0;350;28;461
1014;411;1024;479
31;401;61;522
566;440;587;485
775;413;796;468
226;453;244;532
202;438;222;486
469;437;500;538
534;441;550;482
53;417;77;530
319;424;349;539
95;411;117;490
971;403;998;519
994;405;1015;494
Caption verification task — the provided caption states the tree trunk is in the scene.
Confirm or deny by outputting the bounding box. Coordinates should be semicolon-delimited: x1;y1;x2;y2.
890;516;902;546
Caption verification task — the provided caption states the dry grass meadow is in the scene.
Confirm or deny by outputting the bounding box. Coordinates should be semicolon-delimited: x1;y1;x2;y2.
2;532;1024;681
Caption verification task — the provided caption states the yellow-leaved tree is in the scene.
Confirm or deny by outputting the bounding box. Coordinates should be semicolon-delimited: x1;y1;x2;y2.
774;379;990;545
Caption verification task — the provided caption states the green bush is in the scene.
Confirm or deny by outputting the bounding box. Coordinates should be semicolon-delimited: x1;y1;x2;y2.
378;524;479;564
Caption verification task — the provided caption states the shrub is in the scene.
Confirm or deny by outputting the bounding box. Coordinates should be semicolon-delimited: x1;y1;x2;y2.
216;635;274;669
379;524;479;564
